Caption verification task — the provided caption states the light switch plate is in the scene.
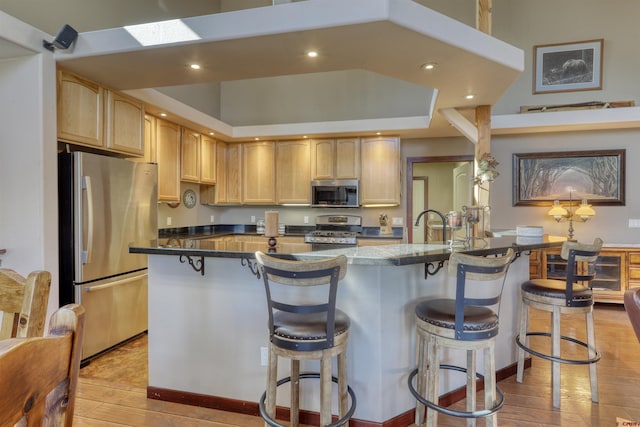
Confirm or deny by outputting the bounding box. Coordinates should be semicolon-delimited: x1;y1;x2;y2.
392;217;403;226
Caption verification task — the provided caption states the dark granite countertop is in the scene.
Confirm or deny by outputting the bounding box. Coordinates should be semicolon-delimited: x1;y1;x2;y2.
131;231;563;266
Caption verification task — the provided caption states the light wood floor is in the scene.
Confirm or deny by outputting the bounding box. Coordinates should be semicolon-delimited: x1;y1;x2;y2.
75;304;640;426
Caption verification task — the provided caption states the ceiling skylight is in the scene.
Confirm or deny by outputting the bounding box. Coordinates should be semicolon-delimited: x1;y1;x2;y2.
124;19;201;47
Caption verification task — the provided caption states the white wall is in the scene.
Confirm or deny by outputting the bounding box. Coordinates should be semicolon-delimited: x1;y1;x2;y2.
0;12;59;315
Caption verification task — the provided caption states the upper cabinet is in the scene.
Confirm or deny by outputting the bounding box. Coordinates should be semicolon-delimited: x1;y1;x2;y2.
181;128;201;183
311;138;360;180
200;134;217;185
155;118;181;202
277;140;310;204
57;70;144;156
242;141;276;204
104;91;144;156
360;137;400;205
57;71;104;148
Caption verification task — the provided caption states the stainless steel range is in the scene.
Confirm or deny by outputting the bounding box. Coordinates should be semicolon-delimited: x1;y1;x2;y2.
305;214;362;250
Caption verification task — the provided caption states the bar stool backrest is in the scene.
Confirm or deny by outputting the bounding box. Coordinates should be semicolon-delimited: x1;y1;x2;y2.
624;288;640;343
0;269;51;339
560;238;603;306
255;252;348;351
447;248;514;340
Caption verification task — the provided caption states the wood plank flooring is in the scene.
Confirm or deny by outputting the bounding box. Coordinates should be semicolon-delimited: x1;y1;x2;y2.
75;304;640;426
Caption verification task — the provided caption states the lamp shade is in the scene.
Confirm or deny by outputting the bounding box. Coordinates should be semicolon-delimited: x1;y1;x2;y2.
548;200;568;219
575;199;596;220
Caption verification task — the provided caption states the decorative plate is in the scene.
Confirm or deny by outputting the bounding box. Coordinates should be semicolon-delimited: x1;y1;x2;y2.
183;189;197;209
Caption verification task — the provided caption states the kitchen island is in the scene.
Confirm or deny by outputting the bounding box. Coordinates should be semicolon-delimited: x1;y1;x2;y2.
130;236;561;425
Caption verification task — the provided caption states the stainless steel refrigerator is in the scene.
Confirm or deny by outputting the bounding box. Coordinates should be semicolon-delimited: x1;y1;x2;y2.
58;151;157;360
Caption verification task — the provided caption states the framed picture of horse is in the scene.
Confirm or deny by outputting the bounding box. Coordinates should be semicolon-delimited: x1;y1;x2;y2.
533;39;603;94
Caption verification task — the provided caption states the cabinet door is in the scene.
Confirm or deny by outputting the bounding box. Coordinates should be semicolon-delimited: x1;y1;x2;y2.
156;118;181;202
181;128;200;183
311;139;335;179
335;138;360;179
200;135;217;185
105;90;144;156
360;137;400;205
277;140;310;204
57;70;104;148
243;142;275;204
629;252;640;289
226;143;243;204
143;114;157;163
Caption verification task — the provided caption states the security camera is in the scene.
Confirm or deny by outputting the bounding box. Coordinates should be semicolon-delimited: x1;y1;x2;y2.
43;24;78;52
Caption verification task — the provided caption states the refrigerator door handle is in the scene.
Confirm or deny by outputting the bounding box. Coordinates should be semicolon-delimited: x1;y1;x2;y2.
83;272;147;292
82;175;94;264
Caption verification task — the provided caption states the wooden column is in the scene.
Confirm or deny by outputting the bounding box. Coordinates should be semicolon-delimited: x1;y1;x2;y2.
476;0;492;35
476;0;492;233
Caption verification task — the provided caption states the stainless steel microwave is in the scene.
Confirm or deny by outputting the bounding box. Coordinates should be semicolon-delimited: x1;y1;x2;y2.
311;179;359;208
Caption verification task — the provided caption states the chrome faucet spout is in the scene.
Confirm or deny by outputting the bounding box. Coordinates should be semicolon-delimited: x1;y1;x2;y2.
414;209;447;245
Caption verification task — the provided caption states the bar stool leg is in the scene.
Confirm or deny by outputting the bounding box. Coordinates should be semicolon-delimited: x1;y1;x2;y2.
338;350;349;425
586;310;599;403
552;306;561;408
516;300;528;383
484;344;497;427
415;331;428;426
320;353;332;427
426;336;439;427
466;349;476;427
291;359;300;427
266;344;278;427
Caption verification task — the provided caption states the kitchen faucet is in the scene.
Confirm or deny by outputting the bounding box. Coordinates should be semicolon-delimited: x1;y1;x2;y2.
414;209;447;245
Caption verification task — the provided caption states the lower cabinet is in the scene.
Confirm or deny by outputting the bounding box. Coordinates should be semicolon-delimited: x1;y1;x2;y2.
530;247;633;303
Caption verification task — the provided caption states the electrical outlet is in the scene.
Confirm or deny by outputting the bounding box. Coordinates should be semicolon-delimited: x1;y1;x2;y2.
166;216;172;226
304;216;309;224
629;219;640;228
210;215;215;223
260;346;268;366
392;217;403;226
251;216;256;223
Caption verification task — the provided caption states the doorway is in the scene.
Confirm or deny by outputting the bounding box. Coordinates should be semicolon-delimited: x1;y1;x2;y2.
406;155;474;243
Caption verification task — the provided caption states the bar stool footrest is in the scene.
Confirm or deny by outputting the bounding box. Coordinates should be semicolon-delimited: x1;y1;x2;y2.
259;372;357;427
515;332;601;365
408;365;504;419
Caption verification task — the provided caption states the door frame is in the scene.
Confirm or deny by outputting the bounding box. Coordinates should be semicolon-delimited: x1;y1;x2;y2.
406;155;474;243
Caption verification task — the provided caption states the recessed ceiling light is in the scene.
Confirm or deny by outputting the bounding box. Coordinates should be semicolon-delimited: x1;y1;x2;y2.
189;63;201;70
303;135;308;139
465;94;475;100
159;112;167;117
255;137;260;141
376;132;382;135
307;51;318;58
421;63;437;71
209;131;215;136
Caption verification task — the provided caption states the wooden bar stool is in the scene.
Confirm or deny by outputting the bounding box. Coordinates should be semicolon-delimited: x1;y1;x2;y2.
515;238;603;408
255;251;356;427
408;249;514;427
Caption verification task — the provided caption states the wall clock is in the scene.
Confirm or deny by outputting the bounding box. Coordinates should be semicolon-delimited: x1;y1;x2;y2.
183;189;197;209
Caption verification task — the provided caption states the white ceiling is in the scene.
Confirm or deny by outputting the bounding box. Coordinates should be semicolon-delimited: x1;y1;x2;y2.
1;0;524;140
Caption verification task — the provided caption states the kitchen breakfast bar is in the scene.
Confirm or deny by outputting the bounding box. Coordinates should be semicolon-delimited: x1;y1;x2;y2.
130;236;561;425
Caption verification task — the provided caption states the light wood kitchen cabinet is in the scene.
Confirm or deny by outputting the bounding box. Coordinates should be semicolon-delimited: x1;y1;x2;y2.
310;138;360;180
181;128;200;183
202;141;242;205
57;70;104;148
277;140;311;204
200;134;217;185
104;90;145;156
243;141;276;204
360;137;400;205
57;70;144;156
141;114;157;163
155;118;181;202
627;252;640;289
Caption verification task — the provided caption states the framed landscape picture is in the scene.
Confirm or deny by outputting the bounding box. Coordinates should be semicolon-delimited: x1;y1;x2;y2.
513;149;625;206
533;39;603;94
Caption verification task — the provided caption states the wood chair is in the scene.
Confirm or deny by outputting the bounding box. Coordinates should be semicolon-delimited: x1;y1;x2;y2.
516;238;603;408
623;287;640;343
255;251;356;427
408;249;514;427
0;303;85;426
0;268;51;339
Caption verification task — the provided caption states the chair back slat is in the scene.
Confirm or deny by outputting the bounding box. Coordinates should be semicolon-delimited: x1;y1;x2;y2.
562;238;603;306
0;269;51;339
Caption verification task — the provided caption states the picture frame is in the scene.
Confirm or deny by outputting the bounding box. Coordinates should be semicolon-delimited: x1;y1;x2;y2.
513;149;625;206
533;39;603;94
